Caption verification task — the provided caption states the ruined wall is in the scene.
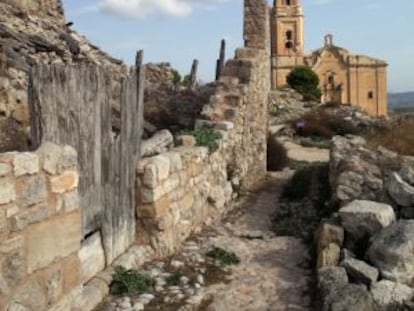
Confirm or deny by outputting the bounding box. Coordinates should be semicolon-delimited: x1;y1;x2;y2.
0;143;83;310
136;0;271;255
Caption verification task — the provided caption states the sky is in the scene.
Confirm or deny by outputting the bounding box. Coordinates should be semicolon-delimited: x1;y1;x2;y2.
64;0;414;92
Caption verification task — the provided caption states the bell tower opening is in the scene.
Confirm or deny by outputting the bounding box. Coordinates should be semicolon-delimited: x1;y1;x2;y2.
272;0;304;57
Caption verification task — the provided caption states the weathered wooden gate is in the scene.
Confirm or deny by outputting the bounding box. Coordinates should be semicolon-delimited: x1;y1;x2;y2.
29;53;144;264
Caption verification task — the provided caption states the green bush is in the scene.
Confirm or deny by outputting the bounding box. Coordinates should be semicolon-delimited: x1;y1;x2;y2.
286;66;322;101
206;247;240;266
110;266;155;296
171;68;182;86
180;127;222;152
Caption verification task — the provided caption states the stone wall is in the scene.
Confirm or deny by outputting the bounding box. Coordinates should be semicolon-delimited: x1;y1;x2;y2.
0;142;83;310
136;0;271;256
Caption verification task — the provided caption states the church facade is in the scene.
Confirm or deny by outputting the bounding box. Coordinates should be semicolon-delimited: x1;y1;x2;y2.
270;0;388;116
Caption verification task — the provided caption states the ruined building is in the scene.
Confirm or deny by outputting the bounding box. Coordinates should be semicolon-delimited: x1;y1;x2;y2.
271;0;388;116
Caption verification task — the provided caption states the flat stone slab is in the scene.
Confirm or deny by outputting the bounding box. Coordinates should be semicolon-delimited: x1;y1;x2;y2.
283;141;330;163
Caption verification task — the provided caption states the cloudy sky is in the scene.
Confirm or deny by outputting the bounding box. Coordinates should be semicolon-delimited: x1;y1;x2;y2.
64;0;414;92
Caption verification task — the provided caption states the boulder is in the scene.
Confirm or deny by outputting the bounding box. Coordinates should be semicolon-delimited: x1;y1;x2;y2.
367;220;414;285
315;221;344;254
317;243;341;268
339;200;396;241
341;258;379;286
387;173;414;207
400;160;414;186
371;280;414;311
324;283;375;311
318;266;349;305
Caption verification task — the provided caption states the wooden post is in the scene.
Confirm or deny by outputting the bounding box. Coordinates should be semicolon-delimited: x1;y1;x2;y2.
215;39;226;81
189;59;198;90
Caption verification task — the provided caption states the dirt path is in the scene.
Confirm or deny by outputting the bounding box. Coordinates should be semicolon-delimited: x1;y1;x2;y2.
97;171;315;311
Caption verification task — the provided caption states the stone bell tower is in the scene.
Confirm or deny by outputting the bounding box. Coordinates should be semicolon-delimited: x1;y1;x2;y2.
271;0;305;88
272;0;304;56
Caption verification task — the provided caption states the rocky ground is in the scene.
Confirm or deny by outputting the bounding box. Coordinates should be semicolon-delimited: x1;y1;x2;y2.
95;171;320;311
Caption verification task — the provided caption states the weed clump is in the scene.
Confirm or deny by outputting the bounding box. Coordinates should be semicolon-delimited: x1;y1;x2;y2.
110;266;155;296
206;247;240;266
180;127;222;152
292;111;358;139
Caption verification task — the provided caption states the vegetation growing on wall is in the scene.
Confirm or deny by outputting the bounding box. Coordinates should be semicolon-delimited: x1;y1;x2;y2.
110;266;155;296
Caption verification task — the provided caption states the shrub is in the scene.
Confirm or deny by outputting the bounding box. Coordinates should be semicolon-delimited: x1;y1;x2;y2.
367;116;414;156
171;69;182;86
286;66;322;101
110;266;155;296
292;111;358;139
206;247;240;266
180;127;222;152
267;136;289;171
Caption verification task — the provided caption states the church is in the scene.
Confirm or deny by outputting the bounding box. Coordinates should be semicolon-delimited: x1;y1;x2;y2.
270;0;388;116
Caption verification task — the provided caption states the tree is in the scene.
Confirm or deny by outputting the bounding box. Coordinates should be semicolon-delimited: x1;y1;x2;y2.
171;68;182;87
286;66;322;101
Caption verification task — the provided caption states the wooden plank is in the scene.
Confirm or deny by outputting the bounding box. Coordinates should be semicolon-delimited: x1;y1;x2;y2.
28;63;144;265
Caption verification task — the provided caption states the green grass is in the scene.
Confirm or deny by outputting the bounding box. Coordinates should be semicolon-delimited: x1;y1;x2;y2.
180;127;222;152
110;266;155;296
206;247;240;266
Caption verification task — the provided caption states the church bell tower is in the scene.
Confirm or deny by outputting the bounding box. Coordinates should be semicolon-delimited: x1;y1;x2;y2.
272;0;304;56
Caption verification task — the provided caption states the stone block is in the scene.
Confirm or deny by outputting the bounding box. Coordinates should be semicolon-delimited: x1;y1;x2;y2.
139;196;171;218
317;243;341;268
0;163;11;177
13;153;39;176
61;146;77;168
50;170;79;194
0;178;15;205
26;212;81;273
176;135;196;147
8;279;46;311
62;191;79;212
79;232;105;283
61;254;82;292
341;258;379;286
19;175;47;207
40;142;63;174
47;286;82;311
0;236;24;295
339;200;396;241
10;204;49;231
371;280;414;311
387;172;414;207
42;267;63;306
315;222;344;254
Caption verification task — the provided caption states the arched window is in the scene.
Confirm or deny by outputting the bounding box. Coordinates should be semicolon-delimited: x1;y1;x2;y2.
286;0;292;5
285;41;293;49
328;75;334;84
368;91;374;99
286;30;293;41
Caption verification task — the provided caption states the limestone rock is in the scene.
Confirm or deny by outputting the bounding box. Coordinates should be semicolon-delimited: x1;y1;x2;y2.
328;284;375;311
315;221;344;254
20;175;46;207
400;160;414;186
176;135;196;147
341;258;379;286
317;243;341;268
0;178;15;205
371;280;414;311
79;232;105;283
367;220;414;285
387;172;414;207
318;266;349;304
339;200;396;240
13;153;39;176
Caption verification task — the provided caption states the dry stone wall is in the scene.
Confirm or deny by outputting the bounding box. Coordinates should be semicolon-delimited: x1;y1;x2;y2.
0;142;83;310
136;0;271;256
